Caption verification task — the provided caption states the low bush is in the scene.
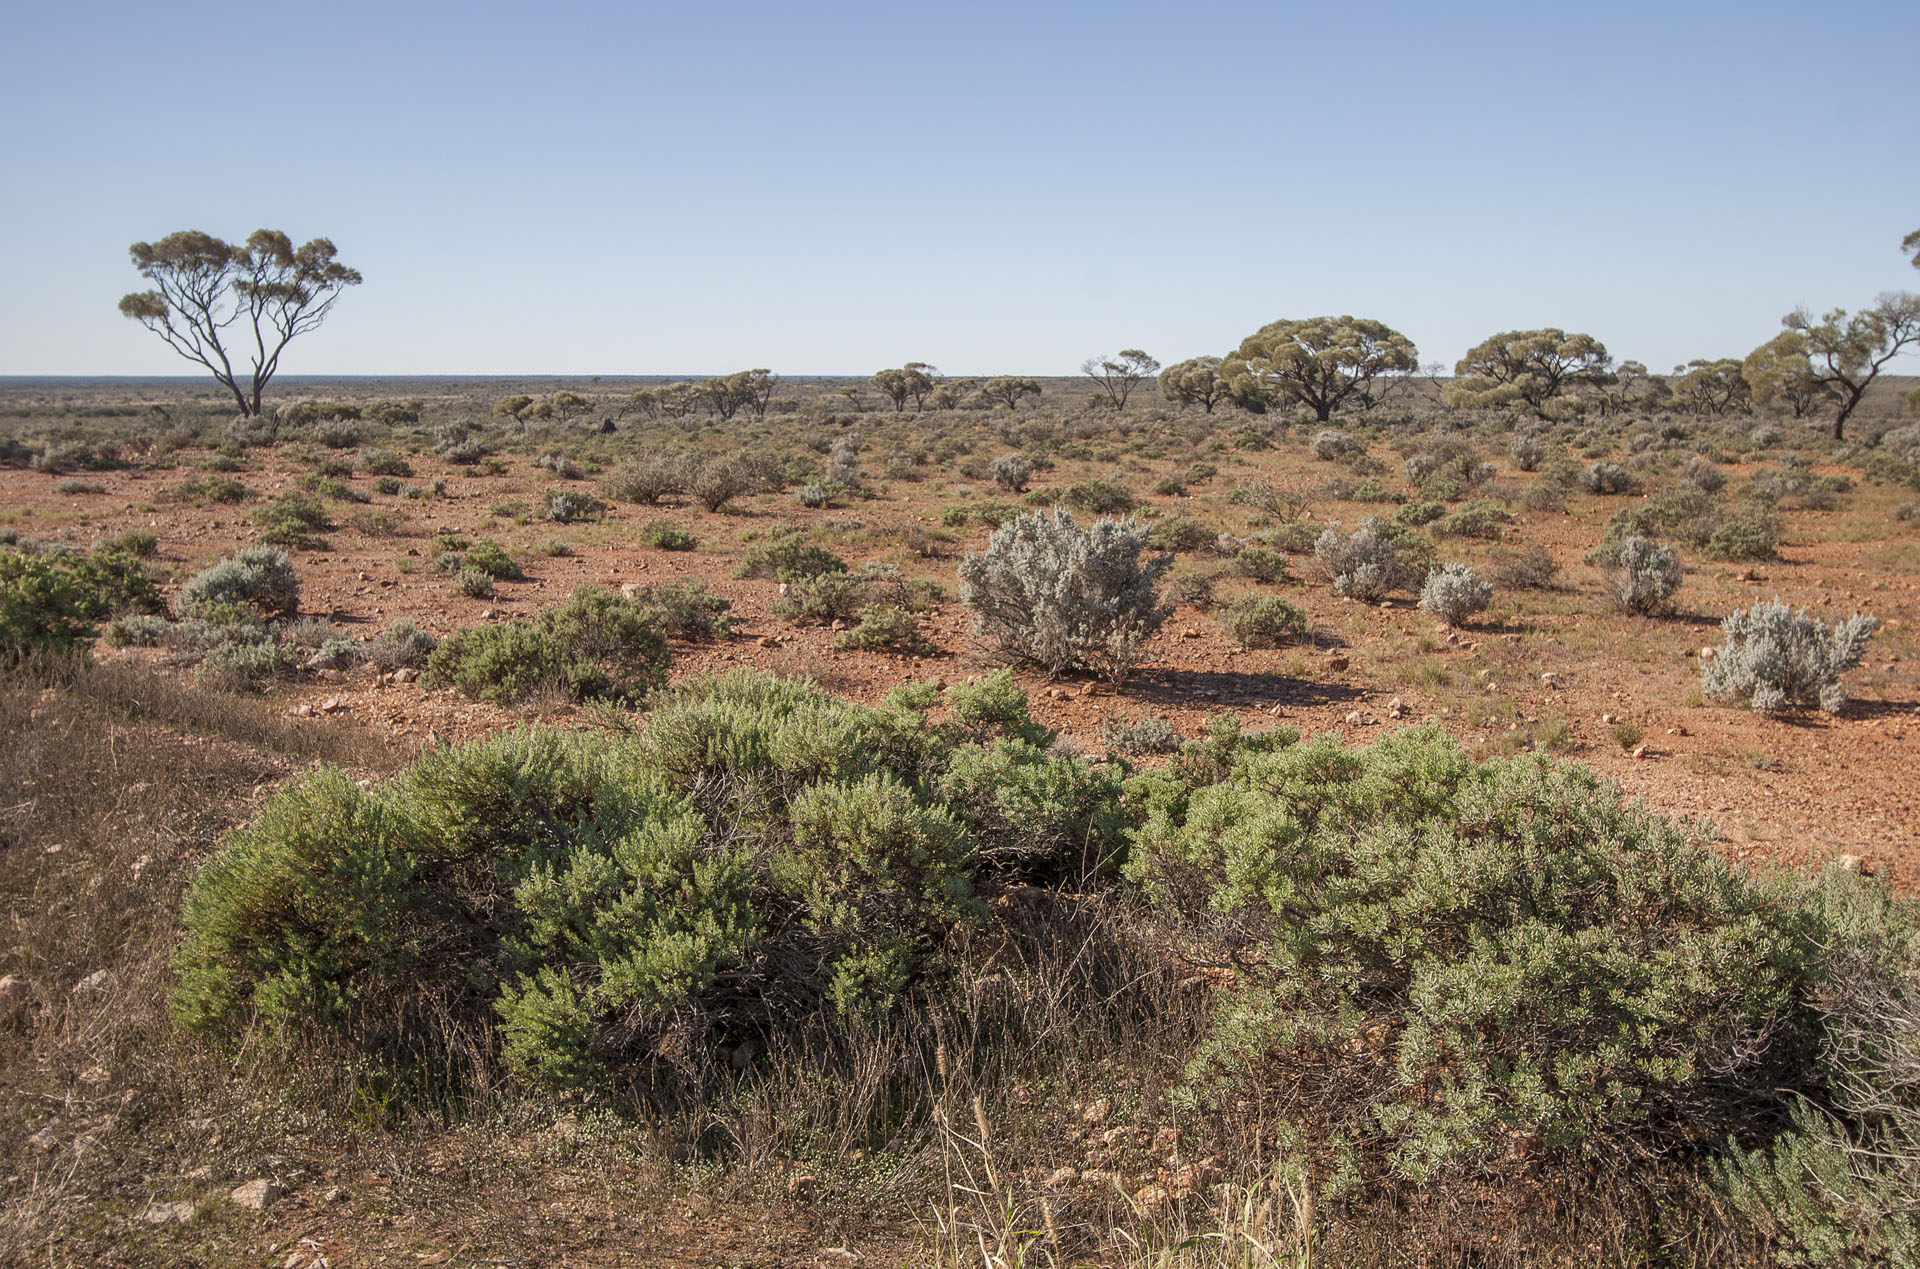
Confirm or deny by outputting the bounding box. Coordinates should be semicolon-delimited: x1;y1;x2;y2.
1701;599;1877;716
425;586;671;705
1145;514;1215;552
1314;517;1433;602
691;457;755;512
543;488;606;524
179;547;299;620
602;456;690;505
1604;535;1683;615
733;531;847;582
641;521;698;551
1488;545;1561;590
1125;726;1827;1186
1581;461;1640;495
1098;710;1181;755
464;539;523;580
172;672;1125;1089
253;493;332;548
1231;544;1288;583
1218;594;1308;648
958;509;1171;682
621;581;732;641
1419;562;1493;626
1432;498;1512;539
366;619;438;671
1057;476;1135;514
168;475;254;505
989;453;1032;492
832;604;932;654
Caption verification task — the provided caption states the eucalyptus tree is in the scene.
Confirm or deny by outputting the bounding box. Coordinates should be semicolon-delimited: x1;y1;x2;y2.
1443;328;1613;416
118;229;361;418
1081;349;1160;409
1221;317;1417;422
1158;356;1230;412
1779;295;1920;439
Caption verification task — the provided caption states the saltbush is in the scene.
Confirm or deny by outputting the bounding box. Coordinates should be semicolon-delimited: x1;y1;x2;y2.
957;508;1171;682
1314;517;1433;602
1603;536;1682;615
179;547;299;620
1701;599;1877;716
1419;562;1493;626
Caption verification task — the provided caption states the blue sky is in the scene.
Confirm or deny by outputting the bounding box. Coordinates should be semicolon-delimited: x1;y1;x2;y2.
1;0;1914;377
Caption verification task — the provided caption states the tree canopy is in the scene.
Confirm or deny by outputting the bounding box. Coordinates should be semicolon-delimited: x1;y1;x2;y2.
1158;356;1230;413
1780;294;1920;438
118;230;361;418
1081;350;1160;409
871;363;938;413
1443;328;1613;416
1222;317;1417;422
1742;332;1832;420
979;375;1040;410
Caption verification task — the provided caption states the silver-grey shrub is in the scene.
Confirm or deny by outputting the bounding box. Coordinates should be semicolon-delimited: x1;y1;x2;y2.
957;508;1171;682
1701;599;1877;716
179;547;299;620
990;452;1032;493
1311;429;1359;460
1419;563;1493;627
1603;535;1682;615
1314;517;1430;602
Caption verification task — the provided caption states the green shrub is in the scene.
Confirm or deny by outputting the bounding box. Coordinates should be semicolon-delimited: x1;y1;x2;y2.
833;604;931;654
1231;545;1288;583
1432;499;1512;539
641;521;698;551
733;531;848;581
366;619;438;671
179;547;299;620
425;586;670;705
1395;500;1446;527
360;449;414;478
464;539;523;580
168;475;254;506
1146;514;1215;552
1057;476;1135;514
173;672;1123;1089
1125;726;1821;1184
1;550;99;661
1218;594;1308;648
254;493;332;547
621;581;732;640
455;568;495;599
543;488;606;524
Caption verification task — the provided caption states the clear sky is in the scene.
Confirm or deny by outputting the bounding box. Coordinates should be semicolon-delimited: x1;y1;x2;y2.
1;0;1915;378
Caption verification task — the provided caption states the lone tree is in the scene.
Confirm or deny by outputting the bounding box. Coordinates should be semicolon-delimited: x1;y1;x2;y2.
118;230;361;418
1780;294;1920;439
1081;349;1160;409
1158;356;1231;412
1221;317;1418;421
1669;358;1751;417
1444;328;1613;415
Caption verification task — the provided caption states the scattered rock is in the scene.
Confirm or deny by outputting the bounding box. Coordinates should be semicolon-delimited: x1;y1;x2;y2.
186;1166;214;1183
1601;713;1616;725
1344;710;1364;726
1838;854;1865;873
141;1199;197;1225
1132;1183;1171;1210
1700;646;1718;662
1181;626;1201;639
1081;1097;1113;1125
71;969;108;995
1385;697;1406;719
392;667;419;684
318;697;348;715
1325;654;1350;672
230;1178;282;1210
756;635;780;649
1043;1166;1079;1187
1631;745;1649;760
28;1125;59;1151
1540;673;1561;689
0;975;31;1028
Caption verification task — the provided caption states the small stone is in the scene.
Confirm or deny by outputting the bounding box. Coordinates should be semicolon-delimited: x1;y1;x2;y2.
1181;626;1201;639
1043;1166;1078;1187
1133;1183;1171;1210
1602;713;1616;725
230;1178;283;1210
1081;1097;1113;1125
786;1172;821;1198
186;1166;213;1183
756;635;779;649
1700;646;1718;662
72;969;108;995
28;1125;59;1151
1631;744;1649;759
1344;710;1364;726
480;607;496;619
392;667;419;684
141;1199;197;1225
1838;854;1865;873
1540;673;1560;689
1325;655;1350;672
0;975;31;1028
294;704;313;718
319;697;347;714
